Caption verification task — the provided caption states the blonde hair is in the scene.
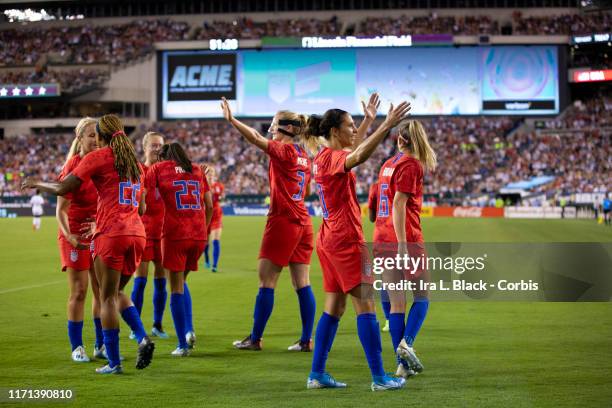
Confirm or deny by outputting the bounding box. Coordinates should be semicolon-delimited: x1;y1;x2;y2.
97;114;141;182
275;110;312;149
397;120;437;171
143;131;164;149
66;117;96;163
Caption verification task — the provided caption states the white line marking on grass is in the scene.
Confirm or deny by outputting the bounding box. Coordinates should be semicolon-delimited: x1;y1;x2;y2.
0;280;64;295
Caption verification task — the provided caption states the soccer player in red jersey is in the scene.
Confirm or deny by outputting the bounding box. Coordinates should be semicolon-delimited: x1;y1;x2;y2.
203;166;224;273
56;117;104;362
367;181;391;332
301;95;412;391
22;114;155;374
130;132;170;340
374;120;437;378
144;142;212;356
221;98;316;352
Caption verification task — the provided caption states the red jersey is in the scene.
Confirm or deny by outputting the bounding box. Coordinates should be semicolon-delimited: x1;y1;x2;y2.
145;161;210;241
374;153;424;243
266;141;311;225
72;147;145;239
58;154;98;240
313;147;364;249
211;181;225;208
141;164;165;241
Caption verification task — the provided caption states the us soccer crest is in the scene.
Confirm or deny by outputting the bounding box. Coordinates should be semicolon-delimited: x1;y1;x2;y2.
70;249;79;262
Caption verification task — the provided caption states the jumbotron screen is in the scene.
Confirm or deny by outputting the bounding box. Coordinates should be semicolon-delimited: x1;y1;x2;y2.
158;45;559;119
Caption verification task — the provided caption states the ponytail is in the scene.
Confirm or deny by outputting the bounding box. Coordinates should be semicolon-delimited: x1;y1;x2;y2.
97;114;141;182
159;142;193;173
398;120;437;171
299;109;348;155
65;117;96;164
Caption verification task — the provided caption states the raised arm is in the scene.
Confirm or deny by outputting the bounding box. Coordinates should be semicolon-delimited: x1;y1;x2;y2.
352;93;381;150
345;102;411;170
22;175;82;196
221;97;268;151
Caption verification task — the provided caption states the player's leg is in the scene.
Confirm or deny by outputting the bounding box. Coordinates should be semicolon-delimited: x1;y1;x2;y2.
380;289;391;332
66;268;90;362
117;272;155;368
307;292;346;389
131;260;149;316
168;268;189;355
211;228;222;272
94;257;123;373
350;284;405;391
183;270;196;348
382;265;411;377
151;259;169;338
288;263;315;351
89;267;105;359
203;233;211;269
233;259;282;350
397;267;431;374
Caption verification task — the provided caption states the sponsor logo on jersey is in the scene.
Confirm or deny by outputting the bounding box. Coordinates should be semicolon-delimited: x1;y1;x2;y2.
297;157;308;167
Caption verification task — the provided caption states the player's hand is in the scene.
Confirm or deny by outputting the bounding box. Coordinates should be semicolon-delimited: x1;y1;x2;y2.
67;233;87;250
361;92;381;121
220;97;233;122
397;241;408;259
383;101;411;128
80;221;96;240
20;177;37;191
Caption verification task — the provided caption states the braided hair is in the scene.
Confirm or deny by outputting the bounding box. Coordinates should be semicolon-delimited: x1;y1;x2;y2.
96;114;141;182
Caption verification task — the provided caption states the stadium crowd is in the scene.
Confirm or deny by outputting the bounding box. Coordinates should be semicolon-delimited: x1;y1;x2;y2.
1;11;609;70
2;97;609;200
0;68;109;91
0;19;190;66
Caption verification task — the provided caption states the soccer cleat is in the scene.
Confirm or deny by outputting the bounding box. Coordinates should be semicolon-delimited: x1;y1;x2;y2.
151;327;170;339
307;372;347;389
288;339;313;352
371;374;406;391
211;266;218;273
128;331;136;340
95;364;123;374
232;335;262;351
93;345;125;361
185;331;196;349
395;360;416;379
71;346;90;363
93;345;106;360
205;261;211;269
382;320;390;332
171;347;190;357
135;337;155;369
396;339;424;373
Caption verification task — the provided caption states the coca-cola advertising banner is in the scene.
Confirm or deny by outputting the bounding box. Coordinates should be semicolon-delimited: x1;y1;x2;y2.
433;207;505;218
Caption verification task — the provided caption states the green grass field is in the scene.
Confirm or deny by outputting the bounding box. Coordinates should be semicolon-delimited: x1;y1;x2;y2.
0;217;611;407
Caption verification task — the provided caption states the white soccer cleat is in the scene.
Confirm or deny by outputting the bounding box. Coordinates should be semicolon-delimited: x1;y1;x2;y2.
371;375;406;391
395;360;417;379
396;339;424;373
71;346;90;363
93;344;125;361
95;364;123;374
185;331;196;349
382;320;390;332
171;347;190;357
